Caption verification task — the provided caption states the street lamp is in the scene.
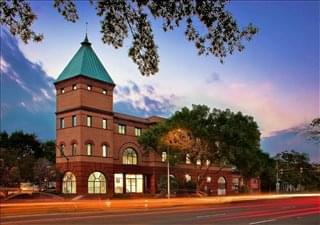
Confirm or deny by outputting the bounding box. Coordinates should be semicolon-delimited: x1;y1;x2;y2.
276;160;280;193
167;147;170;199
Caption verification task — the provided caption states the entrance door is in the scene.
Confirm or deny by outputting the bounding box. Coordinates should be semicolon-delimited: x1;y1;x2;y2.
114;173;123;194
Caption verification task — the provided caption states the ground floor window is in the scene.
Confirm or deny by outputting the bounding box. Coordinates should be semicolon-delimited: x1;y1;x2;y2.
126;174;143;193
114;173;124;194
62;172;76;194
114;173;145;194
88;172;106;194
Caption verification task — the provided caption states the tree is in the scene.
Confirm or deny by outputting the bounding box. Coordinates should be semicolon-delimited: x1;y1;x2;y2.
0;0;258;75
306;118;320;144
139;104;263;192
33;158;59;190
41;140;56;163
275;150;320;192
0;131;56;185
259;152;276;192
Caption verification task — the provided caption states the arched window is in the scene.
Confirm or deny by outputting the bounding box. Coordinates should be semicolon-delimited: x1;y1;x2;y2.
217;176;226;196
185;174;191;182
88;172;106;194
71;143;77;156
62;172;76;194
102;144;108;157
59;144;65;156
122;148;137;165
87;143;92;156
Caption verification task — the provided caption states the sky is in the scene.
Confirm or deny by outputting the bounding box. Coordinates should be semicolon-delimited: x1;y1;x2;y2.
17;0;319;137
1;1;319;160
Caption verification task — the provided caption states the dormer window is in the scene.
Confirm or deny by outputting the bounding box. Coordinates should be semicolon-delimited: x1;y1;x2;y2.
102;89;107;95
87;85;92;91
72;84;77;90
61;88;65;94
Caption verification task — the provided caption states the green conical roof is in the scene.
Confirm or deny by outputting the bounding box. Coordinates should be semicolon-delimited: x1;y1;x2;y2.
56;35;114;84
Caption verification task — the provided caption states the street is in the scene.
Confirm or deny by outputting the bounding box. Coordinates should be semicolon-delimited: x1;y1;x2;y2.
1;195;319;225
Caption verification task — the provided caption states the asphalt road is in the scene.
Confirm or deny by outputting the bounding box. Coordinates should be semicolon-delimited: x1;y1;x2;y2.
1;196;319;225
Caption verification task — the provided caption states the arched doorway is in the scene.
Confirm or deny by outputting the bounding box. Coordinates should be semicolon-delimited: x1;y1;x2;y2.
88;171;107;194
62;171;76;194
217;176;226;196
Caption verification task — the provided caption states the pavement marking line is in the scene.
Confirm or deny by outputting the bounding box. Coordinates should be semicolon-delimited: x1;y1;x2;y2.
196;213;226;219
249;219;276;225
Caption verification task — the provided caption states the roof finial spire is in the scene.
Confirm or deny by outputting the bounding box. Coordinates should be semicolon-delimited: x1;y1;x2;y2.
82;22;91;46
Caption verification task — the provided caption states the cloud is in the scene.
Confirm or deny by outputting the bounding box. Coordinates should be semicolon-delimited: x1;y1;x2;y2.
261;123;320;162
205;72;220;83
200;79;318;137
1;29;55;139
114;80;178;117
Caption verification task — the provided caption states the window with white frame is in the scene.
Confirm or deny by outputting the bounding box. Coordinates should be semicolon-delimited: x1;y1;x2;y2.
60;144;65;156
71;143;77;156
72;84;77;90
62;172;76;194
185;174;191;182
206;176;212;183
87;143;92;156
118;124;126;134
122;148;137;165
161;152;167;162
114;173;123;194
134;127;142;136
102;144;108;157
87;85;92;91
87;116;92;127
88;172;106;194
102;119;107;129
72;115;77;127
60;118;65;129
196;159;201;165
102;89;107;95
186;154;191;164
125;174;143;193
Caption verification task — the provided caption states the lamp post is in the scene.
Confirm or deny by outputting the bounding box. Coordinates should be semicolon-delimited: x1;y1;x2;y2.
276;160;280;193
167;147;170;199
162;128;189;199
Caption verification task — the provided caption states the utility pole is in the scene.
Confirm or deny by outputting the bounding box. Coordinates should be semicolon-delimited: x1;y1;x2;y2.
276;160;280;193
167;148;170;199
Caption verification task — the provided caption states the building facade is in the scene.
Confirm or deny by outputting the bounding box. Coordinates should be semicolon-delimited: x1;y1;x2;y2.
55;36;257;197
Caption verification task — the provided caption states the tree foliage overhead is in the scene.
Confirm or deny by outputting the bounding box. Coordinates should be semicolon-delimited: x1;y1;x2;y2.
0;0;258;76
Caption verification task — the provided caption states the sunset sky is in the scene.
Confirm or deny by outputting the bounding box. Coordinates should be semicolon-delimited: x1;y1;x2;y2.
1;1;319;159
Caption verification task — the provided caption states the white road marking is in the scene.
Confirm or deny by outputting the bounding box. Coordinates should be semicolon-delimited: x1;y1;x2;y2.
196;213;226;219
249;219;276;225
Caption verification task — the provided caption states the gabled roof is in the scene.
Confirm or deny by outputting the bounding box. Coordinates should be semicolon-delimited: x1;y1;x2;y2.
56;35;114;84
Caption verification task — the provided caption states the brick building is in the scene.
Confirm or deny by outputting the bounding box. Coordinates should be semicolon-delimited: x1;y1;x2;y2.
55;35;256;197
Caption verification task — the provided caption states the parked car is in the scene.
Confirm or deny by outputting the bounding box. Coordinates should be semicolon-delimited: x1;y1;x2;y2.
20;183;40;194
